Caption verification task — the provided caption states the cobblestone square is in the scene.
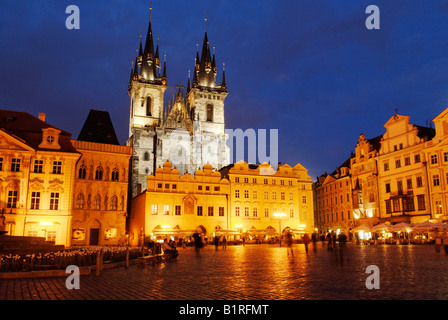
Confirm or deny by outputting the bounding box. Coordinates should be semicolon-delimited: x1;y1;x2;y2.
2;243;448;302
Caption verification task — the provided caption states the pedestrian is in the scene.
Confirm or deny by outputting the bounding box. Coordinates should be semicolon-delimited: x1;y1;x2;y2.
326;232;333;251
193;232;203;256
302;232;310;253
214;235;220;250
435;229;442;253
285;231;294;256
222;236;227;250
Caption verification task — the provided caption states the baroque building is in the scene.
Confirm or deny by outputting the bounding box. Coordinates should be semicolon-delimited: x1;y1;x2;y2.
0;110;80;246
127;10;230;197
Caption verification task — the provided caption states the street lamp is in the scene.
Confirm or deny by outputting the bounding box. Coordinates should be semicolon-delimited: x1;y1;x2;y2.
273;212;286;247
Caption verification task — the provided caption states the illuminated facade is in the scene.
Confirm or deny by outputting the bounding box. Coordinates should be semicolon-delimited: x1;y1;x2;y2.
127;10;229;198
220;160;315;238
314;160;352;235
377;114;434;224
0;111;80;246
128;160;230;246
423;107;448;222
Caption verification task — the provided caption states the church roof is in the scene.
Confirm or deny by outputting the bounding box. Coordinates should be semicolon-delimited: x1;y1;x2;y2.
77;109;120;145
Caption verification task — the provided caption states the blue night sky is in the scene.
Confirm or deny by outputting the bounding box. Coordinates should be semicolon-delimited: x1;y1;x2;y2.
1;0;448;181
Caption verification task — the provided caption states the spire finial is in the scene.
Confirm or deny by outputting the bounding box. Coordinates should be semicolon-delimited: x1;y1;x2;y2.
149;2;152;22
205;13;207;32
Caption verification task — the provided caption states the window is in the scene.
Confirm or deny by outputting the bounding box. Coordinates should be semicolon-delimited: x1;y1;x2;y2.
244;177;249;183
403;197;415;212
163;205;170;215
165;184;170;189
395;159;401;168
93;195;101;210
416;176;423;188
263;179;268;185
235;207;240;217
253;190;258;200
173;184;178;190
244;207;249;217
198;185;203;191
289;180;293;186
206;104;213;121
143;152;150;161
253;207;258;217
407;178;413;189
50;192;60;210
264;208;269;217
75;194;84;209
444;152;448;162
175;205;181;216
302;196;307;204
244;190;249;199
0;157;3;171
385;200;391;214
404;157;411;166
417;195;426;211
219;207;224;217
78;165;86;179
110;196;118;211
11;158;21;172
415;154;421;163
208;207;214;216
272;192;277;200
157;183;163;189
214;186;219;192
289;193;294;201
52;161;62;174
431;154;438;165
393;199;400;212
385;183;391;193
95;166;103;180
151;204;158;215
34;160;43;173
146;96;152;116
436;200;443;215
433;175;440;187
235;190;240;198
290;209;294;218
30;192;40;210
47;231;56;242
280;180;285;186
111;168;119;181
264;191;269;200
235;177;240;183
197;206;203;216
252;178;257;184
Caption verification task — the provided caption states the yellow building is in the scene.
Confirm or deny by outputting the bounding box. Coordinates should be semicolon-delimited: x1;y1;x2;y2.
220;160;314;240
70;110;132;246
129;161;230;246
0;110;80;246
376;114;434;224
423;107;448;222
314;160;352;236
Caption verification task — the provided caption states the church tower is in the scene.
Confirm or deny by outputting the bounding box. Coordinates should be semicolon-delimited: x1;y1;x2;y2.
186;18;230;171
127;7;167;197
127;11;230;198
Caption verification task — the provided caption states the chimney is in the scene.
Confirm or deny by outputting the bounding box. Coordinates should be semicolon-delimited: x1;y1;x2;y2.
38;113;46;122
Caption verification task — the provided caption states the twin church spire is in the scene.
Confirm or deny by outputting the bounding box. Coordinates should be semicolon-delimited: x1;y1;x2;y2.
129;8;226;93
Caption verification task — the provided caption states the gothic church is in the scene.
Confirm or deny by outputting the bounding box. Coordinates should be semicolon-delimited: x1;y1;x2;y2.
127;9;230;197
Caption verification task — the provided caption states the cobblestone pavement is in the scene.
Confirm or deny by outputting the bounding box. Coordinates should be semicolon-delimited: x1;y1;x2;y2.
2;243;448;301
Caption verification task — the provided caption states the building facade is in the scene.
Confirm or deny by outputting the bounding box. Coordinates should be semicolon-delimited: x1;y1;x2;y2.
127;10;230;197
0;110;80;246
221;160;315;239
128;160;230;246
314;161;352;235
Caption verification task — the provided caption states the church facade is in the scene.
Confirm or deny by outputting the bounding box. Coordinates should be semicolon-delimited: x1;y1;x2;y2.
127;10;230;197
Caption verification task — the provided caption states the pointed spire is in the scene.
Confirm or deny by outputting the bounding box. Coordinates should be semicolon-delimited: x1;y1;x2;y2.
187;69;191;93
221;62;227;91
138;35;143;66
162;52;167;79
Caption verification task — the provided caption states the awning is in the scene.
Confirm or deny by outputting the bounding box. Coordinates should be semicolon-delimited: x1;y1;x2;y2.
246;229;277;234
214;229;241;235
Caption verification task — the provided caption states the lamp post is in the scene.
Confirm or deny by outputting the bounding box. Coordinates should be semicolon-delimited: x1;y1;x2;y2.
273;212;286;247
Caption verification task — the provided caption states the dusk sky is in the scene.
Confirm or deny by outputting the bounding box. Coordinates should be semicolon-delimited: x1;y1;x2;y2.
2;0;448;181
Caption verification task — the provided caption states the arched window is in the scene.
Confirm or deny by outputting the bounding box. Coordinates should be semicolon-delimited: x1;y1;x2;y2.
110;196;118;211
146;96;152;116
95;166;103;180
111;168;119;181
143;152;150;161
75;194;84;209
78;165;87;179
94;195;101;210
206;104;213;121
